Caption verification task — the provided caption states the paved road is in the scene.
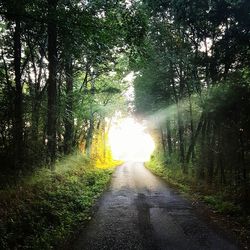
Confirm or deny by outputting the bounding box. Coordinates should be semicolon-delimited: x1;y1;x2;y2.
74;162;238;250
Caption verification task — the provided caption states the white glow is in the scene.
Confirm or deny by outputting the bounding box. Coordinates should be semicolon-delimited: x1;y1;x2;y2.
123;72;135;83
108;117;155;162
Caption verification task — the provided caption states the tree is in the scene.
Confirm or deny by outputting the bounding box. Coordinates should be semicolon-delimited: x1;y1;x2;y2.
134;0;250;208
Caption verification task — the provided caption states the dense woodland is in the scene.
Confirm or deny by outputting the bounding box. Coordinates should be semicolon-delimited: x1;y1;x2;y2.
0;2;142;246
0;0;250;248
0;0;249;200
134;0;250;211
0;0;146;183
0;0;249;206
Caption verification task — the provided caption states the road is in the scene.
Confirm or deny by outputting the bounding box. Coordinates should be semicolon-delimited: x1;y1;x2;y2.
73;162;238;250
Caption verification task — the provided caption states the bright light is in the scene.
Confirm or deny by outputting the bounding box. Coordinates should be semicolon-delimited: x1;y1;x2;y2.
108;117;155;162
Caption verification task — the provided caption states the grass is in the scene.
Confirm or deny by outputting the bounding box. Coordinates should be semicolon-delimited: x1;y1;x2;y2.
146;151;250;249
145;153;192;194
203;195;241;215
145;152;242;215
0;152;116;250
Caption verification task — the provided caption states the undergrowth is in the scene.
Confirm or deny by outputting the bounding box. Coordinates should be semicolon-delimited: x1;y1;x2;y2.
146;152;193;194
145;151;243;216
146;151;250;248
0;152;116;249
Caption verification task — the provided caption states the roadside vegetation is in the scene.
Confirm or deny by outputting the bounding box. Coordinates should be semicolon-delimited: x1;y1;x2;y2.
146;151;242;214
0;152;119;250
0;1;135;248
146;151;250;248
133;0;250;235
0;0;250;248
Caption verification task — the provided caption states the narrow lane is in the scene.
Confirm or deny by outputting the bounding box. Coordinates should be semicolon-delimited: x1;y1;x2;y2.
74;162;238;250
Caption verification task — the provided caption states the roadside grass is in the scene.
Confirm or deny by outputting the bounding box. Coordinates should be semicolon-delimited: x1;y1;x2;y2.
145;151;250;248
0;152;116;250
145;153;192;194
145;151;242;215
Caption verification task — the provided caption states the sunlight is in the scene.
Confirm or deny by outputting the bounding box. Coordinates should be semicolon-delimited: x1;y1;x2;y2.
108;117;155;162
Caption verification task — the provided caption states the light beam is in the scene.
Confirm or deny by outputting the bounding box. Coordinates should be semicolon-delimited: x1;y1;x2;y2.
108;117;155;162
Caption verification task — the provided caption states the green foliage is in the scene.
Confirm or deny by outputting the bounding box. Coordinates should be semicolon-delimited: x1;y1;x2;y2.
200;75;250;121
203;196;241;215
0;152;114;249
146;151;192;193
146;150;242;216
134;0;250;218
0;0;145;174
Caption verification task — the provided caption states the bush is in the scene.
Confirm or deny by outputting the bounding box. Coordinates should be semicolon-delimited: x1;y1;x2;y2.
146;151;241;215
203;195;241;215
0;152;115;249
146;151;192;193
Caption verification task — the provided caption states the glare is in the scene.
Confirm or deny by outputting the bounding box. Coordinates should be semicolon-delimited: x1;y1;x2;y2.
123;72;135;83
108;117;155;162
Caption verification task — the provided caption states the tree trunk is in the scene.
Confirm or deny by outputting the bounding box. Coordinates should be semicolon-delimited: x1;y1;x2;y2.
160;126;166;155
207;124;215;185
47;0;58;165
64;57;74;154
186;113;204;163
188;88;195;162
31;98;40;143
198;116;207;179
13;18;23;169
166;120;172;156
177;102;185;172
103;121;106;161
85;77;95;157
85;113;94;157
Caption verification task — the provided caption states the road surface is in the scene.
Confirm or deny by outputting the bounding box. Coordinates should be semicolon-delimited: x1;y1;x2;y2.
73;162;238;250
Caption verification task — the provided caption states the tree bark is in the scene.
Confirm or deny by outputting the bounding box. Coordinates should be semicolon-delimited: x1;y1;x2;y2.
186;113;204;163
31;98;40;143
207;123;215;185
85;77;95;157
64;57;74;154
160;126;166;155
177;102;185;172
47;0;58;165
13;18;23;169
187;84;195;161
85;113;94;157
198;116;207;179
166;120;172;156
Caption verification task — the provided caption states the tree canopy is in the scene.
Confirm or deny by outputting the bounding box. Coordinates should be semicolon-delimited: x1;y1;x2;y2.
0;0;249;217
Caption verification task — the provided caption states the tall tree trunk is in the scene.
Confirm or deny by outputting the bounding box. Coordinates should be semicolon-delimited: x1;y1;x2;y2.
239;129;249;212
85;77;95;157
166;120;172;156
31;98;40;143
13;18;23;169
186;113;204;163
85;113;94;157
177;102;185;172
103;121;106;161
198;116;207;179
187;87;195;162
160;126;166;155
47;0;58;165
207;124;215;185
64;57;74;154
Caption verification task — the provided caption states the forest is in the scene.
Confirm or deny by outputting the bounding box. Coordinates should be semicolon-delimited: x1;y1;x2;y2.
134;0;250;212
0;0;141;177
0;0;249;249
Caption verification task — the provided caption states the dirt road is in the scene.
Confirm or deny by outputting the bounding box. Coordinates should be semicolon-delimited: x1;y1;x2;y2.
73;162;238;250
